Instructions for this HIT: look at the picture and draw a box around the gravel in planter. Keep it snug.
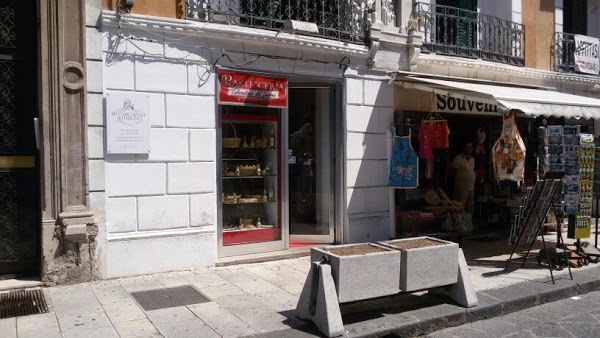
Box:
[326,243,388,256]
[385,237,446,250]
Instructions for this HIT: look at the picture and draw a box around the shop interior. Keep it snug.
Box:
[394,110,594,242]
[218,84,336,257]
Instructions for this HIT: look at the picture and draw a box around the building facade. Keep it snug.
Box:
[2,0,600,283]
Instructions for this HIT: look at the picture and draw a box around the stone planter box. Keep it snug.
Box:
[379,237,459,292]
[311,243,401,303]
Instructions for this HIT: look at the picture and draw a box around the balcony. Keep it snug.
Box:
[414,2,525,67]
[555,32,600,75]
[185,0,370,44]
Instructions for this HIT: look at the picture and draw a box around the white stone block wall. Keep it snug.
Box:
[85,0,107,269]
[99,25,218,278]
[555,0,563,34]
[95,10,373,276]
[344,75,394,243]
[511,0,522,24]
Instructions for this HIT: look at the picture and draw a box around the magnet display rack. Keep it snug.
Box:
[595,136,600,248]
[567,133,594,240]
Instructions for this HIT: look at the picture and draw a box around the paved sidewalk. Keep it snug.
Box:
[1,234,600,337]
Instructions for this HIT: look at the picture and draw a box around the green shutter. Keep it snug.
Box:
[437,0,477,48]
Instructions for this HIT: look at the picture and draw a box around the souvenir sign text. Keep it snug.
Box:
[218,70,287,108]
[106,94,150,154]
[434,94,498,113]
[574,35,600,75]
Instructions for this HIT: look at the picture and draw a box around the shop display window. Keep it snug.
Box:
[220,105,281,246]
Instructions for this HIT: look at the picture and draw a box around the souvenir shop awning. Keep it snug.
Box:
[394,76,600,120]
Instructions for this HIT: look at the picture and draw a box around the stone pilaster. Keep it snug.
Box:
[39,0,97,284]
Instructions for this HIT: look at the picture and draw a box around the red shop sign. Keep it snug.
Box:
[218,70,287,108]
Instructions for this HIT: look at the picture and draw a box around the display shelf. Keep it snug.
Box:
[223,225,277,232]
[223,156,275,161]
[223,175,275,179]
[223,227,281,246]
[222,201,276,205]
[222,147,277,152]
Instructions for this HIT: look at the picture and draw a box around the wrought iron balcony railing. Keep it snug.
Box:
[415,2,525,66]
[555,32,600,75]
[186,0,370,44]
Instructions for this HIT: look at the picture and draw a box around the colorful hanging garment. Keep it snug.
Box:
[418,123,434,159]
[389,136,419,189]
[492,113,526,184]
[432,120,450,149]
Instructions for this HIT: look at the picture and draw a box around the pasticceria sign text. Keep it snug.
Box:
[434,94,498,113]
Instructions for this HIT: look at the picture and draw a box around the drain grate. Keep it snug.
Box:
[0,289,48,319]
[131,285,211,311]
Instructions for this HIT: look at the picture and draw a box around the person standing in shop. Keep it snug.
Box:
[450,141,476,214]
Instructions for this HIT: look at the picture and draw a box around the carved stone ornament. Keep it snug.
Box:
[409,46,420,71]
[62,61,85,90]
[382,0,395,26]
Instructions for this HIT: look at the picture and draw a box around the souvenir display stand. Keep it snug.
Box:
[506,176,573,283]
[541,125,600,265]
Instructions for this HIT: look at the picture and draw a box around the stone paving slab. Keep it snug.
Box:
[61,325,119,338]
[112,318,161,337]
[152,318,219,338]
[0,318,16,338]
[188,301,257,337]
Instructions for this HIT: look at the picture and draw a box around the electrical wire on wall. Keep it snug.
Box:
[107,11,357,92]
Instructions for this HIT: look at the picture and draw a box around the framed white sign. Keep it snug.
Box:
[106,94,150,154]
[574,35,600,75]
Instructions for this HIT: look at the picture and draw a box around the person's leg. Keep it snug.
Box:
[454,189,469,207]
[464,190,475,215]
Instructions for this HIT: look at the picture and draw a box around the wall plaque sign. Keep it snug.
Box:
[106,94,150,154]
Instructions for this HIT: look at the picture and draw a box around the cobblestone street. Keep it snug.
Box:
[428,290,600,338]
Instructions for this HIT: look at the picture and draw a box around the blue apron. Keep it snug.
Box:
[389,136,419,189]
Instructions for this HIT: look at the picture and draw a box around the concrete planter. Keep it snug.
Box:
[311,243,401,303]
[379,237,459,292]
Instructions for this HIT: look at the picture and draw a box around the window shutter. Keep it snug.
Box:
[564,0,587,35]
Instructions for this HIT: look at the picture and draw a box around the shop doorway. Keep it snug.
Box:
[288,87,335,244]
[0,0,41,278]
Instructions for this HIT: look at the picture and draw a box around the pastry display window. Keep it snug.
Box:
[220,105,282,246]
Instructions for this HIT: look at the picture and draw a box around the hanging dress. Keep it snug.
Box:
[492,113,526,184]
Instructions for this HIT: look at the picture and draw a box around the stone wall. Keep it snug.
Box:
[95,11,377,277]
[99,23,218,278]
[344,72,394,243]
[41,0,103,285]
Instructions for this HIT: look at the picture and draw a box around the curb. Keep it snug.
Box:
[250,266,600,338]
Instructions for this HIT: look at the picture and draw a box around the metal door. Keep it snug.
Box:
[0,0,40,278]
